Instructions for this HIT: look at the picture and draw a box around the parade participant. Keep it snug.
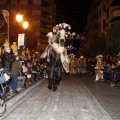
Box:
[69,55,75,74]
[40,23,71,91]
[95,55,104,82]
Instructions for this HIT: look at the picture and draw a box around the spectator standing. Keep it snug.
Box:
[2,47,15,71]
[10,55,22,93]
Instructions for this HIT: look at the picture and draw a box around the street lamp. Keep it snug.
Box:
[16,14,29,55]
[16,14,28,29]
[16,14,23,23]
[23,21,28,29]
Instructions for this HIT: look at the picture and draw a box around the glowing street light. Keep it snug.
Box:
[23,21,28,29]
[16,14,23,23]
[16,14,29,55]
[16,14,28,29]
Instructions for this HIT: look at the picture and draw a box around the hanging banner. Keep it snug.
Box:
[18,34,25,46]
[2,10,9,41]
[2,10,9,24]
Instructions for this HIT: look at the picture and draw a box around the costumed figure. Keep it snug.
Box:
[40,23,71,91]
[95,55,104,82]
[3,40,9,48]
[69,55,75,74]
[11,42,18,55]
[78,56,83,73]
[74,58,80,74]
[81,57,87,74]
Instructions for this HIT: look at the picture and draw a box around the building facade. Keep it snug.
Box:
[79,0,120,55]
[105,0,120,29]
[0,0,56,52]
[86,0,120,39]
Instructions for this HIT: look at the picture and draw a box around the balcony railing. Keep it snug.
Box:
[106,9,120,24]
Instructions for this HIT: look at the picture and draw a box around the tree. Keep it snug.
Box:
[86,33,107,57]
[106,20,120,55]
[0,33,7,46]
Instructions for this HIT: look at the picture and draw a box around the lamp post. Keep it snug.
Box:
[16,14,29,55]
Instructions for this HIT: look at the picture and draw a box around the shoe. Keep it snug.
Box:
[111,83,115,87]
[15,91,19,93]
[17,87,22,91]
[101,79,104,82]
[9,90,13,94]
[45,76,48,78]
[9,92,16,96]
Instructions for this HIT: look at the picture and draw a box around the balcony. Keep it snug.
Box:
[106,0,120,9]
[106,0,114,9]
[106,9,120,24]
[40,17,52,24]
[42,0,52,5]
[1,4,41,10]
[40,27,51,33]
[41,6,53,13]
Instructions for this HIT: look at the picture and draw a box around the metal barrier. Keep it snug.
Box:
[0,68,9,117]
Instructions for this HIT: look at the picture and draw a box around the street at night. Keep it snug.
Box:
[1,74,120,120]
[0,0,120,120]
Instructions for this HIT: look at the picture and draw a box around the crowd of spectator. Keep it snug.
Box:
[0,46,47,99]
[0,46,120,100]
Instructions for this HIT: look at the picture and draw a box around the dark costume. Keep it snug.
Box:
[40,23,71,91]
[2,51,15,72]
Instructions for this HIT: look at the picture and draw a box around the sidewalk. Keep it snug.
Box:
[0,78,45,119]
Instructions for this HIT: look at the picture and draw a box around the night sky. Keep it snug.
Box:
[55,0,92,34]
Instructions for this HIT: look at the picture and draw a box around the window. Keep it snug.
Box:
[28,0,33,4]
[32,10,41,15]
[106,0,109,3]
[17,0,20,3]
[103,5,106,11]
[106,10,109,18]
[103,20,105,29]
[7,0,11,4]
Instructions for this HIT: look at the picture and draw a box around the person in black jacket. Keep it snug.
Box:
[2,47,15,72]
[10,55,22,93]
